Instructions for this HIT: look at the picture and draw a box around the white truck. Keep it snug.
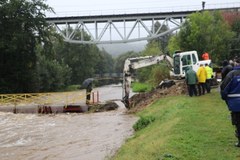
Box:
[122,50,211,108]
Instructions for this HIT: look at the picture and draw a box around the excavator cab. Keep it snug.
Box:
[172,52,191,78]
[172,50,208,78]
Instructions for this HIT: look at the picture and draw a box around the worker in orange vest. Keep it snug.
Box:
[202,52,209,60]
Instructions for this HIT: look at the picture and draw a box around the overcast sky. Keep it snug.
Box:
[46,0,240,17]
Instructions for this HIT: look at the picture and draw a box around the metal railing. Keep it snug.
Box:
[0,91,87,107]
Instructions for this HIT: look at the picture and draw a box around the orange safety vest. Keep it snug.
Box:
[202,52,209,60]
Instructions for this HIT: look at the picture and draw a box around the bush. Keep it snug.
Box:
[133,116,155,131]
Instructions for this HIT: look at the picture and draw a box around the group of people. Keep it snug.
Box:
[220,57,240,147]
[185,63,213,97]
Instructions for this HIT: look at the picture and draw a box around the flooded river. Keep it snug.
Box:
[0,85,138,160]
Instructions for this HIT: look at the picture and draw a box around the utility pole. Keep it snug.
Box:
[202,1,206,10]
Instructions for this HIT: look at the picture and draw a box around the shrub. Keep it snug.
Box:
[133,116,155,131]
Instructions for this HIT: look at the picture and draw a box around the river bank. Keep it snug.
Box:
[112,89,240,160]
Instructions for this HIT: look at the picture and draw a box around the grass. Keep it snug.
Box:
[112,89,240,160]
[132,82,153,92]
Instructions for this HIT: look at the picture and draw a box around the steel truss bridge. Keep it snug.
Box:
[46,7,240,44]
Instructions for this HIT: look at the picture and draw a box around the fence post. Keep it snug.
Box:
[13,95,17,113]
[92,92,94,104]
[97,91,99,103]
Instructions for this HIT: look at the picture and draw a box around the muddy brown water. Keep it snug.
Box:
[0,84,138,160]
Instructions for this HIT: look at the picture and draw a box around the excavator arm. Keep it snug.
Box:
[122,54,173,108]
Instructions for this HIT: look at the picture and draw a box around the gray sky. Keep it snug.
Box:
[46,0,240,17]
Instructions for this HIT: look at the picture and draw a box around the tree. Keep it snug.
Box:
[230,18,240,58]
[142,41,161,56]
[95,48,114,75]
[167,35,180,55]
[147,21,171,53]
[55,42,97,84]
[175,11,234,63]
[138,41,170,84]
[114,51,140,73]
[55,28,115,85]
[0,0,53,93]
[135,21,172,85]
[35,44,72,92]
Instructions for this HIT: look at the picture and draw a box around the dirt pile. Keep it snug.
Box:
[128,80,188,113]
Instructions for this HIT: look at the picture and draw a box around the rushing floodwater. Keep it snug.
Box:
[0,84,138,160]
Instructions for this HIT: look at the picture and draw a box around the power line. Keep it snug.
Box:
[49,1,240,9]
[46,2,240,17]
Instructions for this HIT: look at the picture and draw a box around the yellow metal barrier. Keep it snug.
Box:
[0,91,87,107]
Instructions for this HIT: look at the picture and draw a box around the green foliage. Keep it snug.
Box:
[170,11,235,64]
[137,41,170,86]
[95,48,114,74]
[147,21,172,53]
[149,65,170,86]
[0,0,115,93]
[167,36,180,55]
[0,0,54,93]
[142,41,161,56]
[55,42,95,84]
[36,52,72,92]
[137,65,170,86]
[133,116,155,131]
[54,29,114,85]
[140,25,171,87]
[131,82,153,92]
[138,41,159,84]
[114,51,140,73]
[230,18,240,58]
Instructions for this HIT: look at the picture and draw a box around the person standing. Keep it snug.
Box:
[185,66,198,97]
[86,82,92,105]
[197,64,207,96]
[205,63,213,93]
[221,60,233,80]
[220,59,240,147]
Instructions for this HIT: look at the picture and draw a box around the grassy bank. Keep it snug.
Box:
[112,89,240,160]
[132,82,153,92]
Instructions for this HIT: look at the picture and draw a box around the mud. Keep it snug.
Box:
[128,80,188,113]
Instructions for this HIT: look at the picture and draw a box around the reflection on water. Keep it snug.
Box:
[0,85,137,160]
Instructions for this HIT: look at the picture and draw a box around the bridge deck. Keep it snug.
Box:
[46,7,240,44]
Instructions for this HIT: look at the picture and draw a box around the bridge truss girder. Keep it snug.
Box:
[46,11,192,44]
